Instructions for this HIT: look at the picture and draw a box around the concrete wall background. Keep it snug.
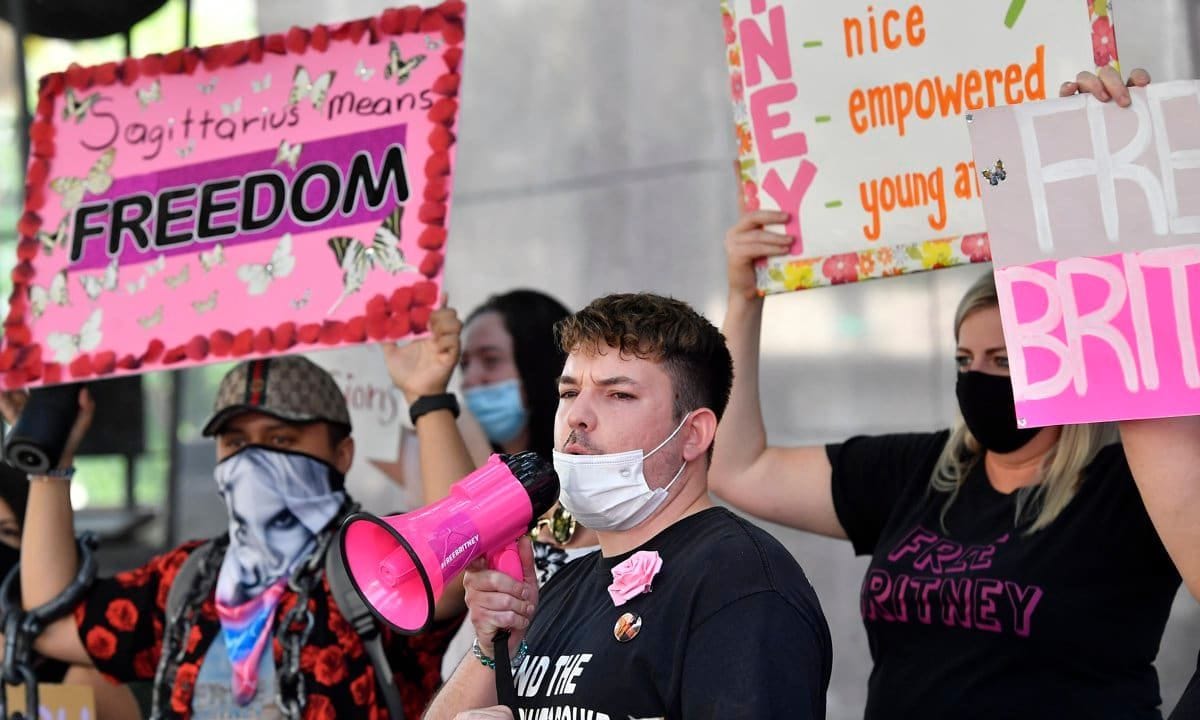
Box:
[245,1,1200,715]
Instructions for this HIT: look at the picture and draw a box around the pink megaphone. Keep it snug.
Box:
[338,452,559,634]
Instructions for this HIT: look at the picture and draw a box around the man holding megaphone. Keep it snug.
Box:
[426,293,833,720]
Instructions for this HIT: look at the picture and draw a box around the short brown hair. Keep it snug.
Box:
[555,293,734,423]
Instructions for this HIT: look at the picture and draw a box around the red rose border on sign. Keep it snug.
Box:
[3,1,465,388]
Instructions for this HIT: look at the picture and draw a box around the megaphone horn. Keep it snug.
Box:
[339,452,559,634]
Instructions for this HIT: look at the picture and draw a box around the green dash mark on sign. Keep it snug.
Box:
[825,201,843,209]
[1004,0,1026,28]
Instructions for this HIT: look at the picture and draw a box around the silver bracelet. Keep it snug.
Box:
[28,467,75,482]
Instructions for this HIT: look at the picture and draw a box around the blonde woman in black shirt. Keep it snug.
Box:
[711,67,1200,719]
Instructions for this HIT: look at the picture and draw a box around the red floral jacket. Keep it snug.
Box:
[75,540,461,719]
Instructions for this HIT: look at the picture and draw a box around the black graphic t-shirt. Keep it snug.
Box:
[829,431,1181,719]
[1171,657,1200,720]
[515,507,832,719]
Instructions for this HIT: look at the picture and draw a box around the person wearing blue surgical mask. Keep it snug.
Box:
[457,290,599,563]
[460,290,569,458]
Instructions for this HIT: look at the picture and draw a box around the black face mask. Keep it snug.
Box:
[955,371,1041,453]
[0,542,19,583]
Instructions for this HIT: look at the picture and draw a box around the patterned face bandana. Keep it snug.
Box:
[212,446,346,705]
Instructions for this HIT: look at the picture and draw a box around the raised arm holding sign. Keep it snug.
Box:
[711,59,1196,718]
[970,64,1200,600]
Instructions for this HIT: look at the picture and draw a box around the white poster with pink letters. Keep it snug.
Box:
[968,81,1200,426]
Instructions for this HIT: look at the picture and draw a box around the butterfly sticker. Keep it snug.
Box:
[198,78,219,94]
[237,234,296,295]
[147,256,167,275]
[30,271,70,319]
[36,218,69,256]
[138,305,164,329]
[192,291,219,315]
[326,207,417,313]
[136,79,162,109]
[79,258,118,301]
[199,244,225,272]
[982,160,1007,187]
[355,60,375,83]
[291,289,312,310]
[176,139,196,159]
[221,97,242,117]
[125,255,166,295]
[384,41,425,84]
[164,264,190,289]
[251,73,272,94]
[274,140,302,170]
[47,308,103,364]
[289,66,335,110]
[61,89,99,124]
[50,148,115,211]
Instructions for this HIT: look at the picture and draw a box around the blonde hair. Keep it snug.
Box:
[929,273,1116,533]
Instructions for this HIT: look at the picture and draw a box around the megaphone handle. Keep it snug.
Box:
[486,542,524,710]
[486,542,523,581]
[492,629,518,712]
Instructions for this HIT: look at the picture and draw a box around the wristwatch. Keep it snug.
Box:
[409,393,460,425]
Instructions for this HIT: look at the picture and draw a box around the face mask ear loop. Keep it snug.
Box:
[660,458,688,495]
[644,411,692,460]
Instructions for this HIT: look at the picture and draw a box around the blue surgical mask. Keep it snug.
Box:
[464,379,528,444]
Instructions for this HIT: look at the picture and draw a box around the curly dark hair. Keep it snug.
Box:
[555,293,734,425]
[467,289,571,462]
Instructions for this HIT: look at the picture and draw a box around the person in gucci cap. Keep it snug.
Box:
[17,354,468,719]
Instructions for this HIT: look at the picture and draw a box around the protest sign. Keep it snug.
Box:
[967,81,1200,426]
[5,683,95,719]
[3,3,465,389]
[722,0,1115,294]
[307,344,493,513]
[308,345,415,511]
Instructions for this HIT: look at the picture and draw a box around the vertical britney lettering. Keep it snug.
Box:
[738,0,818,254]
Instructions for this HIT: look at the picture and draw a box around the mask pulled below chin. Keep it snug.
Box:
[552,413,691,532]
[955,371,1041,454]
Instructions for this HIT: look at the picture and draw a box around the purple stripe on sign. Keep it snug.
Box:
[71,123,408,270]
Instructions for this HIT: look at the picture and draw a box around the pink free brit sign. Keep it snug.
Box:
[3,3,465,388]
[968,81,1200,426]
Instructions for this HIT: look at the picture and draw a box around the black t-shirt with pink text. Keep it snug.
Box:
[514,507,831,719]
[829,431,1180,719]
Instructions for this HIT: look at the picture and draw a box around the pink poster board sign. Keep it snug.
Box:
[2,3,465,388]
[967,81,1200,426]
[721,0,1117,295]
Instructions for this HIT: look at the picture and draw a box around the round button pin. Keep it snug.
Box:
[614,612,642,642]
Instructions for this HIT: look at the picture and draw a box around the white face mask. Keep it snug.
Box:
[552,413,690,532]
